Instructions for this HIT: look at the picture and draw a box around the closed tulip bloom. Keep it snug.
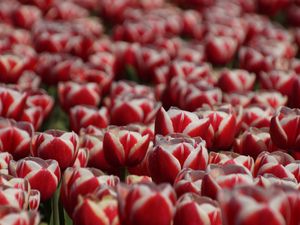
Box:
[103,126,151,168]
[73,195,120,225]
[9,157,61,201]
[270,107,300,151]
[218,69,256,93]
[117,183,176,225]
[0,118,34,159]
[31,130,79,170]
[70,105,109,133]
[60,167,119,216]
[0,206,40,225]
[201,164,253,200]
[149,134,208,183]
[174,194,222,225]
[58,82,101,112]
[218,185,290,225]
[155,107,210,138]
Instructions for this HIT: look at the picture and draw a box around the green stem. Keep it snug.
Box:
[120,167,128,182]
[51,188,60,225]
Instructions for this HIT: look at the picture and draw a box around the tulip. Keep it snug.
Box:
[234,127,278,159]
[155,107,210,138]
[149,134,208,183]
[174,194,222,225]
[218,185,291,225]
[61,167,119,215]
[0,86,27,120]
[58,82,101,112]
[0,206,40,225]
[9,157,61,201]
[0,118,34,159]
[117,183,176,225]
[70,105,109,133]
[103,126,151,168]
[73,194,120,225]
[218,69,256,93]
[31,130,79,170]
[201,164,253,200]
[174,168,205,197]
[270,107,300,151]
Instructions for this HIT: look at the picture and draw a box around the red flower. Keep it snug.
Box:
[219,185,291,225]
[58,82,101,112]
[73,194,120,225]
[117,183,176,225]
[155,106,210,139]
[0,118,33,159]
[174,169,205,197]
[205,35,238,65]
[174,194,222,225]
[270,107,300,151]
[0,206,40,225]
[234,127,279,159]
[196,104,237,150]
[9,157,61,201]
[149,134,208,183]
[70,105,109,133]
[217,69,256,93]
[61,167,119,216]
[103,126,151,168]
[31,130,79,170]
[201,164,253,200]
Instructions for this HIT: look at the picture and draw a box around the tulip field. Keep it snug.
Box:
[1,0,300,225]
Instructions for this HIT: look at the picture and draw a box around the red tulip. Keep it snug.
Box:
[80,131,114,172]
[0,118,33,159]
[234,127,278,159]
[259,70,297,97]
[73,194,120,225]
[174,168,205,197]
[201,164,253,200]
[219,185,291,225]
[0,54,27,84]
[13,5,41,29]
[174,194,222,225]
[179,80,222,111]
[45,2,88,20]
[252,91,287,109]
[149,134,208,183]
[209,151,254,173]
[241,105,274,130]
[61,167,119,216]
[70,105,109,133]
[155,107,210,138]
[223,92,253,107]
[205,35,238,65]
[117,183,176,225]
[270,107,300,151]
[254,151,295,177]
[217,69,256,93]
[0,86,27,120]
[31,130,79,170]
[9,157,61,201]
[103,126,151,168]
[196,104,237,150]
[73,148,89,168]
[0,206,40,225]
[58,82,101,112]
[110,95,160,126]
